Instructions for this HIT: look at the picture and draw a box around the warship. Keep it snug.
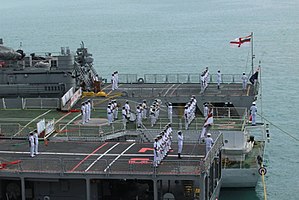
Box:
[0,39,267,200]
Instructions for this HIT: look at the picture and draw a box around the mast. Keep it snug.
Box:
[251,32,254,74]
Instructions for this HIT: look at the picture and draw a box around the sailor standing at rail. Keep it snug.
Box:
[111,73,116,90]
[136,106,142,128]
[153,138,158,167]
[81,102,86,124]
[114,71,119,89]
[87,99,91,121]
[124,100,130,118]
[250,102,257,126]
[84,101,89,123]
[203,103,209,119]
[217,70,221,89]
[167,102,173,124]
[150,107,155,127]
[241,72,248,91]
[113,100,118,120]
[184,105,188,130]
[33,131,39,155]
[122,106,127,129]
[107,104,113,125]
[142,100,148,119]
[205,133,214,154]
[29,132,35,157]
[177,131,183,159]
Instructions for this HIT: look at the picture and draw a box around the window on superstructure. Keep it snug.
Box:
[51,60,58,68]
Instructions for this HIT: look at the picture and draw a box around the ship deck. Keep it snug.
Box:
[0,139,208,179]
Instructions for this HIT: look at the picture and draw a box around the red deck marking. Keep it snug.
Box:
[138,148,154,153]
[128,158,151,164]
[69,142,108,172]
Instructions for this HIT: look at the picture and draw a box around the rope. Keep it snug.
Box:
[261,162,268,200]
[258,113,299,142]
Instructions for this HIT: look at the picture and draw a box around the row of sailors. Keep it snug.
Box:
[120,100,148,129]
[153,124,173,167]
[150,99,161,127]
[81,100,92,124]
[184,96,197,130]
[107,100,119,125]
[111,71,119,91]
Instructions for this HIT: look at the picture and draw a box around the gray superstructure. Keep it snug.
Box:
[0,39,98,99]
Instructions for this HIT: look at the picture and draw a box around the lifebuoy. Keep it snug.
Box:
[137,78,144,84]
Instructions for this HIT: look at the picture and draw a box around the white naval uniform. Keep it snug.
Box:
[142,102,147,119]
[122,109,127,129]
[168,105,173,123]
[242,74,248,90]
[203,105,209,119]
[178,134,183,154]
[205,137,214,154]
[107,107,113,125]
[250,105,257,125]
[111,75,116,90]
[84,103,89,123]
[113,102,118,120]
[81,104,86,124]
[87,101,91,121]
[217,72,221,88]
[33,132,39,155]
[29,134,35,157]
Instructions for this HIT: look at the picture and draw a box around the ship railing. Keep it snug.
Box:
[3,157,207,177]
[119,73,248,84]
[202,133,223,171]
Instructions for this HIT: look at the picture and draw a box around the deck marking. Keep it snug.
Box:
[13,109,52,137]
[53,113,81,137]
[85,143,120,172]
[69,142,108,172]
[163,84,176,96]
[170,83,182,96]
[103,143,136,172]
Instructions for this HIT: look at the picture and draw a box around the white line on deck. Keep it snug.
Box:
[103,143,136,172]
[85,143,120,172]
[170,83,182,96]
[14,109,52,137]
[53,113,81,137]
[163,84,176,96]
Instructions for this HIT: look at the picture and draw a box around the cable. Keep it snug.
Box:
[258,113,299,142]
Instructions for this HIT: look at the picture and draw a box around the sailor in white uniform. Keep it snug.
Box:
[87,99,91,121]
[113,100,118,120]
[136,106,142,128]
[81,102,86,124]
[84,101,89,123]
[168,102,173,124]
[203,103,209,119]
[122,106,127,129]
[107,105,113,125]
[142,100,148,119]
[33,131,39,155]
[29,132,35,157]
[124,100,130,118]
[114,71,119,89]
[250,102,257,126]
[217,70,221,89]
[177,131,183,159]
[111,73,116,90]
[153,138,158,167]
[241,72,248,91]
[205,133,214,154]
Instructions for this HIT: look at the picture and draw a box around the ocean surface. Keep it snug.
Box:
[1,0,299,199]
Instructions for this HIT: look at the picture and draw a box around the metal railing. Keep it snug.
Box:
[118,73,246,84]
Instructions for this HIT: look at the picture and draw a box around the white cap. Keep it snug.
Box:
[252,102,256,105]
[207,133,211,136]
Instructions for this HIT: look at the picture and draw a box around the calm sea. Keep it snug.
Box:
[1,0,299,199]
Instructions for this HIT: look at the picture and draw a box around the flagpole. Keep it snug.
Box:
[251,32,254,74]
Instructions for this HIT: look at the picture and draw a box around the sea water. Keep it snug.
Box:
[1,0,299,199]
